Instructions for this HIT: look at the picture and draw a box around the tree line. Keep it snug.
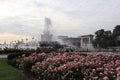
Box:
[93,25,120,48]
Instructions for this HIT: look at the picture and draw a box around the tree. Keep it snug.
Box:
[113,25,120,46]
[93,25,120,48]
[93,29,114,48]
[104,30,115,47]
[93,29,105,48]
[113,25,120,36]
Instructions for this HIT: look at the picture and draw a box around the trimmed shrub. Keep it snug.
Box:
[7,52,33,67]
[36,47,57,53]
[17,52,120,80]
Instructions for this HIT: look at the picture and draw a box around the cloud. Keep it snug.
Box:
[0,33,31,43]
[0,0,120,42]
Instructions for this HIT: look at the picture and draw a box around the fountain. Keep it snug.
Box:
[38,17,64,53]
[41,17,53,42]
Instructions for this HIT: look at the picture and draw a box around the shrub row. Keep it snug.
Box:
[16,52,120,80]
[7,51,35,67]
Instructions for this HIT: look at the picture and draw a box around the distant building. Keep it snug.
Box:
[58,36,69,40]
[58,34,94,50]
[17,41,39,50]
[63,37,80,48]
[79,34,94,50]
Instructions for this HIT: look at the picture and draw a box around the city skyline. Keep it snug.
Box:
[0,0,120,43]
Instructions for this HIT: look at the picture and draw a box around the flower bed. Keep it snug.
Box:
[17,52,120,80]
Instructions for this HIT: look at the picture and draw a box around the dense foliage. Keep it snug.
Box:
[93,25,120,48]
[16,52,120,80]
[39,41,64,49]
[7,51,34,67]
[0,48,35,54]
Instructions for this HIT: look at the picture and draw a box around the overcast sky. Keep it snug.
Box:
[0,0,120,43]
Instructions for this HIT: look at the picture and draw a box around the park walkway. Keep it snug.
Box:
[0,54,8,58]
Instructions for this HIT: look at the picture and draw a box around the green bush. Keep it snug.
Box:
[36,47,57,53]
[7,52,33,67]
[1,48,35,54]
[22,60,34,72]
[7,52,31,60]
[8,58,17,67]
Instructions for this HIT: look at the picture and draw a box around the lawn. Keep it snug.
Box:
[0,58,27,80]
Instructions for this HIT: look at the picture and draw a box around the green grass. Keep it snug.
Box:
[0,58,27,80]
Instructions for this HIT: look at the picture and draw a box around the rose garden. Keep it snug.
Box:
[5,51,119,80]
[0,25,120,80]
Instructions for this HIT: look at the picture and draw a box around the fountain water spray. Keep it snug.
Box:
[41,17,53,42]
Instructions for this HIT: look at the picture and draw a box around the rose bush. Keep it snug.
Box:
[17,52,120,80]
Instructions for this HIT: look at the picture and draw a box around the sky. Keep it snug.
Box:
[0,0,120,43]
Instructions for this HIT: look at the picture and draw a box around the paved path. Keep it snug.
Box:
[0,54,8,58]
